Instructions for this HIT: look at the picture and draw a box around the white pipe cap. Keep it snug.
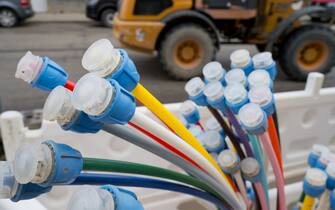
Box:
[239,103,265,128]
[252,52,274,69]
[15,51,43,83]
[185,77,205,97]
[202,131,222,150]
[180,100,197,116]
[72,73,113,116]
[82,39,121,77]
[240,158,260,178]
[202,62,225,82]
[305,168,327,186]
[43,86,76,125]
[248,70,272,88]
[326,162,335,178]
[224,84,247,105]
[248,86,273,107]
[205,117,221,132]
[319,151,335,165]
[13,144,52,184]
[203,81,225,102]
[189,125,204,138]
[67,186,115,210]
[311,144,329,156]
[218,150,238,170]
[0,161,16,199]
[225,69,247,86]
[230,49,250,67]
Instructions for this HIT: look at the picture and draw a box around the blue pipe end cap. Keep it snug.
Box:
[11,183,52,202]
[303,179,326,197]
[330,190,335,210]
[90,79,136,125]
[315,160,327,171]
[189,93,208,107]
[40,140,83,187]
[183,110,200,125]
[265,62,277,81]
[109,49,140,92]
[31,57,68,92]
[261,99,275,116]
[231,60,254,76]
[62,111,103,133]
[307,153,319,168]
[225,97,249,115]
[240,107,268,135]
[327,176,335,190]
[207,96,226,113]
[102,185,144,210]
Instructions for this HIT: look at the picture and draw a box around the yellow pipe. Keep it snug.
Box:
[132,84,233,189]
[301,195,315,210]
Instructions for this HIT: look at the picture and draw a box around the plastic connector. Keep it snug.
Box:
[230,49,254,75]
[239,103,268,135]
[0,161,16,199]
[179,116,189,129]
[82,39,140,91]
[252,52,276,80]
[246,181,256,202]
[307,144,329,167]
[203,81,225,112]
[16,51,68,91]
[331,189,335,210]
[185,77,208,106]
[202,62,226,85]
[72,73,136,125]
[224,84,249,114]
[43,86,102,133]
[67,185,144,210]
[188,125,204,139]
[240,158,262,183]
[303,168,327,197]
[13,141,83,186]
[225,69,247,87]
[326,163,335,190]
[44,86,76,125]
[248,86,274,116]
[201,131,225,153]
[217,150,239,174]
[180,100,200,125]
[205,117,224,136]
[0,161,52,202]
[247,70,273,90]
[315,151,335,170]
[11,183,52,202]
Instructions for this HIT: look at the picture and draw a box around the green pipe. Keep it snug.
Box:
[83,157,222,199]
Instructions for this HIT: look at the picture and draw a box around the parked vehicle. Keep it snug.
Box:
[0,0,34,27]
[86,0,118,27]
[114,0,335,80]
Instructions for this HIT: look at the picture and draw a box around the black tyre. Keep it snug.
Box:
[0,8,18,28]
[279,25,335,80]
[101,9,115,27]
[158,24,216,80]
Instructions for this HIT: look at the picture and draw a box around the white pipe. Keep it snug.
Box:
[130,111,242,207]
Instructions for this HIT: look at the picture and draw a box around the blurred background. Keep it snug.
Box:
[0,0,334,159]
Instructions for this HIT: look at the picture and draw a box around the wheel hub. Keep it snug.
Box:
[297,41,329,72]
[174,40,204,69]
[0,10,15,27]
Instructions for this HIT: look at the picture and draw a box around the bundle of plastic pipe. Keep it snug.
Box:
[4,39,298,210]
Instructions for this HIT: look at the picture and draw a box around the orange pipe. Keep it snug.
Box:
[268,116,283,173]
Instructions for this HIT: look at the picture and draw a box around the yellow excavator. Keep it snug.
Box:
[114,0,335,80]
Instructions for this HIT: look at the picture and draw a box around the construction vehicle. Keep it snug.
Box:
[113,0,335,80]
